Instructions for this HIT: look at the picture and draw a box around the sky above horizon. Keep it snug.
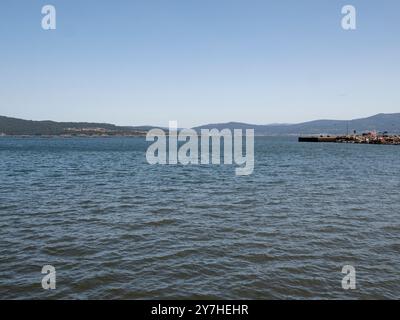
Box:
[0,0,399,127]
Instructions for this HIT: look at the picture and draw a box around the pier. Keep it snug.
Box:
[299,132,400,145]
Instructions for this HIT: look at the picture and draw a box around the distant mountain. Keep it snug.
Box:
[0,115,152,136]
[1,113,400,136]
[194,113,400,135]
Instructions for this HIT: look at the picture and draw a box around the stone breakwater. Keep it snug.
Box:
[299,133,400,145]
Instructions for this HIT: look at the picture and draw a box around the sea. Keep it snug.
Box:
[0,136,399,299]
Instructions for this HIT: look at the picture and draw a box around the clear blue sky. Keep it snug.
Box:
[0,0,399,127]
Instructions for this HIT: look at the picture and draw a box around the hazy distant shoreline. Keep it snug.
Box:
[1,113,400,136]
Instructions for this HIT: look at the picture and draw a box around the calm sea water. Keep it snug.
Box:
[0,136,399,299]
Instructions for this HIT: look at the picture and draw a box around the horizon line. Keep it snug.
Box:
[0,112,398,129]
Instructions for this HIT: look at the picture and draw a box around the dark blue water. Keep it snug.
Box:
[1,137,399,299]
